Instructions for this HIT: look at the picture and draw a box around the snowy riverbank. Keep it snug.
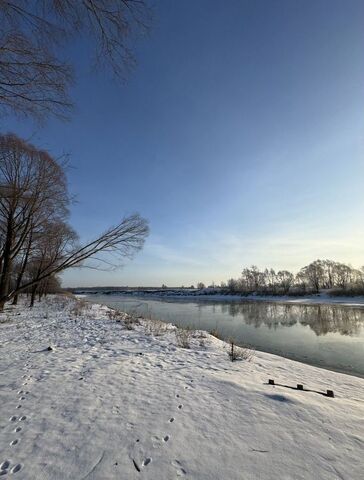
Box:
[0,295,363,479]
[78,290,364,307]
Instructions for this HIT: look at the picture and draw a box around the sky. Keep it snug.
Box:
[2,0,364,287]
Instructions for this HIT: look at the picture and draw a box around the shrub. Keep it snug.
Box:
[145,319,167,336]
[123,315,140,330]
[175,327,194,348]
[107,308,125,321]
[328,286,364,297]
[227,340,254,362]
[70,299,91,316]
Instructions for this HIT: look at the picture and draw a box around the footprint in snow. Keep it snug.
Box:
[10,464,22,473]
[0,461,10,471]
[172,460,186,476]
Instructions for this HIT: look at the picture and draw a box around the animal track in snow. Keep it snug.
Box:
[14,427,21,433]
[178,404,183,409]
[19,415,26,421]
[9,416,17,422]
[142,458,152,467]
[10,439,19,446]
[163,435,170,442]
[16,404,22,409]
[169,418,175,423]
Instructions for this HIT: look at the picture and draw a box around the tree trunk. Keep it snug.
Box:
[0,218,14,311]
[30,285,37,307]
[12,235,33,306]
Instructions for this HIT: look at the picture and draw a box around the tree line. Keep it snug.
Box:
[219,260,364,296]
[0,134,149,310]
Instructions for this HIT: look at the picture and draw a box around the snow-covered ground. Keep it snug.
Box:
[0,295,363,479]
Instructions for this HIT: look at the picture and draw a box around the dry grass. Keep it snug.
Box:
[70,298,91,316]
[227,340,254,362]
[145,318,168,336]
[106,308,125,321]
[175,327,195,348]
[209,328,224,340]
[123,315,140,330]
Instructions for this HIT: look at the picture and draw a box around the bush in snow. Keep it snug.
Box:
[228,340,254,362]
[175,327,194,348]
[123,316,140,330]
[71,299,91,317]
[145,319,167,336]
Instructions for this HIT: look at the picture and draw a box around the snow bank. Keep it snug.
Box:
[0,295,363,479]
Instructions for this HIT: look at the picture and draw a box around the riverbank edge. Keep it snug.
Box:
[79,291,364,307]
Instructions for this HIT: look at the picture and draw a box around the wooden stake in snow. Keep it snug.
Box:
[267,380,335,399]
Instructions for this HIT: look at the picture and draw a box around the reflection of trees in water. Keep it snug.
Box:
[218,302,363,336]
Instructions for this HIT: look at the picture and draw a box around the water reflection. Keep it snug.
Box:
[211,302,363,336]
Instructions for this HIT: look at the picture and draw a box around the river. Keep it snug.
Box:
[84,294,364,378]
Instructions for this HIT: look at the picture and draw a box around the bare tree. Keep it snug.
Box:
[0,133,149,309]
[2,213,148,308]
[0,32,73,121]
[0,133,70,307]
[0,0,152,121]
[298,260,325,294]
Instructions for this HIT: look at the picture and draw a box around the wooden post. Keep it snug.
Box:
[268,379,275,385]
[326,390,334,398]
[297,384,303,390]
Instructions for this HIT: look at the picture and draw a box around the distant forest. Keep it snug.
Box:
[213,259,364,297]
[73,259,364,298]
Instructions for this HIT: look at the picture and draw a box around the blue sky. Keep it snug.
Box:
[3,0,364,287]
